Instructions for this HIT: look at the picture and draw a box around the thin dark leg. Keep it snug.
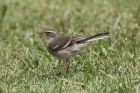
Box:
[65,59,70,74]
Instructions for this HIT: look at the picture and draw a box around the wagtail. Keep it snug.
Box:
[38,28,110,74]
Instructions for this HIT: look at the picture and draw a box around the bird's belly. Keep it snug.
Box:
[57,49,79,59]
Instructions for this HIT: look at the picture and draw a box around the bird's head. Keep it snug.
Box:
[38,28,58,38]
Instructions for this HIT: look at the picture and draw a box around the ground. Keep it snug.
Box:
[0,0,140,93]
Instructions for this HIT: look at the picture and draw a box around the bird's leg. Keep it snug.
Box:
[64,59,70,74]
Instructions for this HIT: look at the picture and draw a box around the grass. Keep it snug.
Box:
[0,0,140,93]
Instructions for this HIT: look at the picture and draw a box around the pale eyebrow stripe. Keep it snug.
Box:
[47,31,56,33]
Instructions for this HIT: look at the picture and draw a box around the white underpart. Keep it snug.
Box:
[73,43,80,51]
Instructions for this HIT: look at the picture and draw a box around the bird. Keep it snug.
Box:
[38,28,110,74]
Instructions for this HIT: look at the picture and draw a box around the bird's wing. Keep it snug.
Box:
[47,36,71,51]
[47,36,85,51]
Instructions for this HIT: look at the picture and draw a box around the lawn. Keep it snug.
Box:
[0,0,140,93]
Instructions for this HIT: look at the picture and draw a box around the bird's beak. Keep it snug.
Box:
[37,31,44,34]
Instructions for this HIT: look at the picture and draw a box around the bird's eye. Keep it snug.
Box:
[47,32,51,35]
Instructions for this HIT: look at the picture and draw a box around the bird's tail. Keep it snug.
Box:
[87,32,110,42]
[76,32,110,44]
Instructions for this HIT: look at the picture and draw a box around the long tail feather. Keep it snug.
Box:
[76,32,110,44]
[87,32,110,42]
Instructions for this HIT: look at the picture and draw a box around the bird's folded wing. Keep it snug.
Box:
[47,36,85,51]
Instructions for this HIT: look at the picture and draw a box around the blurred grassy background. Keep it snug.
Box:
[0,0,140,93]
